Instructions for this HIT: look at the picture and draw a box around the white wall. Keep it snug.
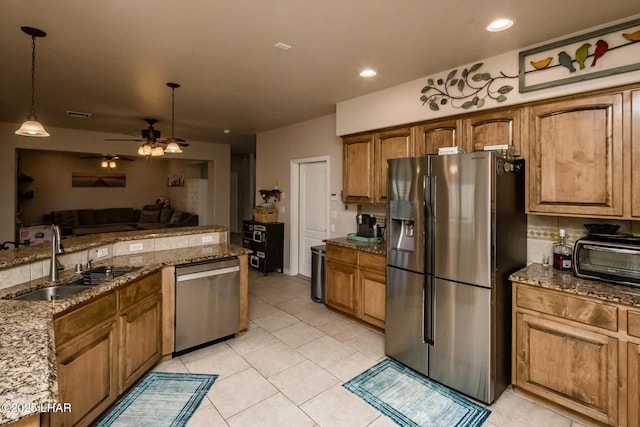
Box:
[256,114,358,273]
[337,15,640,136]
[0,122,230,243]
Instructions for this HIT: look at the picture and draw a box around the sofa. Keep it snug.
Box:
[43,205,198,236]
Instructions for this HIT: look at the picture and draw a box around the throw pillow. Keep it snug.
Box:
[159,206,174,224]
[142,203,162,211]
[169,211,183,224]
[140,210,160,223]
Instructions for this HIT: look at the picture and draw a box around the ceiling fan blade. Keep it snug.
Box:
[104,138,142,141]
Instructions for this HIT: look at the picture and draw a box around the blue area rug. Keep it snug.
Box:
[96,372,218,427]
[343,358,490,427]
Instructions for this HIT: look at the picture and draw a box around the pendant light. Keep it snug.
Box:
[15,26,50,137]
[163,82,183,154]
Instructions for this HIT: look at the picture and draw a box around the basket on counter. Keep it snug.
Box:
[253,208,278,223]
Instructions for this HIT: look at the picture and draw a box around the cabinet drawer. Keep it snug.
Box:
[119,273,160,310]
[516,285,618,331]
[326,245,357,264]
[358,251,386,272]
[55,292,117,346]
[629,310,640,338]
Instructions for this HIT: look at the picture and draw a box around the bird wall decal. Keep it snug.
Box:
[530,57,553,70]
[558,51,576,73]
[622,30,640,42]
[575,43,591,70]
[591,40,609,66]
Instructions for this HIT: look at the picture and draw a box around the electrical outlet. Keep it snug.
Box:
[129,243,143,252]
[330,223,336,232]
[202,235,213,243]
[96,248,108,258]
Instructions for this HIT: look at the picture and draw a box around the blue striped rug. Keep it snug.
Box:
[343,359,490,427]
[96,372,218,427]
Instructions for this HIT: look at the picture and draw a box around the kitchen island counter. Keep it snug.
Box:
[509,263,640,308]
[0,227,249,425]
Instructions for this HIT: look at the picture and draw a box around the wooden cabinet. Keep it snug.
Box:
[413,119,461,156]
[628,309,640,427]
[325,244,386,328]
[51,272,162,427]
[374,127,413,203]
[631,90,640,218]
[526,92,623,217]
[513,282,628,426]
[118,273,162,392]
[462,108,523,156]
[52,293,118,427]
[343,134,375,203]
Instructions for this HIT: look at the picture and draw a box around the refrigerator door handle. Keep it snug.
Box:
[423,275,434,345]
[425,176,435,275]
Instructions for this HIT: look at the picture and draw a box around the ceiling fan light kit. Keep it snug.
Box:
[15,26,50,137]
[165,82,184,154]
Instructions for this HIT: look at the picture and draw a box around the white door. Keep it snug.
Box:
[299,161,327,277]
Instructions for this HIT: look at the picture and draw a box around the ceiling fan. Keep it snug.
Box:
[104,118,189,147]
[80,154,134,168]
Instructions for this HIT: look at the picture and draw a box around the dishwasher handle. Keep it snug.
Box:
[177,265,240,282]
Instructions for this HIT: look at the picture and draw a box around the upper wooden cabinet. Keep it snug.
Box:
[527,92,623,217]
[414,119,461,155]
[343,134,375,203]
[462,108,523,156]
[631,90,640,218]
[374,127,413,203]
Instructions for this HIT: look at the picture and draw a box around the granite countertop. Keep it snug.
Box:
[509,263,640,307]
[0,225,228,270]
[325,237,386,255]
[0,236,249,425]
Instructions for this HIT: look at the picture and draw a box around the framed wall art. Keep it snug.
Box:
[519,18,640,92]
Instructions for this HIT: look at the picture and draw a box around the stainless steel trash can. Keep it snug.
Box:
[311,245,326,302]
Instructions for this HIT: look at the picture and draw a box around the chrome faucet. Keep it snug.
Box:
[49,225,64,282]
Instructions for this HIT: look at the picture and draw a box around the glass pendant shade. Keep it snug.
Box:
[15,115,49,137]
[164,140,183,153]
[101,160,108,168]
[151,146,165,156]
[109,161,116,168]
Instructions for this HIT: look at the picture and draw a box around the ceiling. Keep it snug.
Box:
[2,1,639,154]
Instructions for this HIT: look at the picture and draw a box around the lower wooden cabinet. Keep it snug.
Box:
[51,272,161,427]
[325,244,386,328]
[513,281,640,427]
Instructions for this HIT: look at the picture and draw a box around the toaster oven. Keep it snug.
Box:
[573,236,640,287]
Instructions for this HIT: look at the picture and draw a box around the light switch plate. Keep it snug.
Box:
[129,243,143,252]
[202,235,213,243]
[96,248,109,258]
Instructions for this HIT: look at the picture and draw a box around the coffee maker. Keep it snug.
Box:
[356,214,377,238]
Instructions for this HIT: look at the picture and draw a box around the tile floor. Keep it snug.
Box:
[153,268,598,427]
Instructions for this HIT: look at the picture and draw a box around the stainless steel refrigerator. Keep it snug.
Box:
[386,151,526,404]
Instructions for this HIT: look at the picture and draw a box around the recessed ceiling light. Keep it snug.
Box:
[223,129,231,134]
[274,42,292,51]
[486,18,514,32]
[360,69,377,78]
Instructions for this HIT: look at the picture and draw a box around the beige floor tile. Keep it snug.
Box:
[225,326,280,356]
[317,317,370,342]
[276,296,319,315]
[243,341,306,377]
[268,359,340,405]
[298,335,355,368]
[187,400,228,427]
[487,389,574,427]
[301,384,381,427]
[252,310,299,332]
[271,322,325,348]
[227,393,315,427]
[208,368,278,419]
[325,351,378,382]
[344,330,385,359]
[295,306,344,327]
[179,340,230,364]
[248,296,280,319]
[151,357,189,373]
[368,413,401,427]
[182,344,251,378]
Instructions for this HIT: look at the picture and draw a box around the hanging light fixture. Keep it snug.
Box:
[164,82,183,153]
[15,26,50,137]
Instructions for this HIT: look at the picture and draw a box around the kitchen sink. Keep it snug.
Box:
[12,285,90,301]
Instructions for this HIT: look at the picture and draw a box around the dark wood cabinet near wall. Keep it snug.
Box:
[242,220,284,275]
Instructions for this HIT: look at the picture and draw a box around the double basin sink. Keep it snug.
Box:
[11,266,140,301]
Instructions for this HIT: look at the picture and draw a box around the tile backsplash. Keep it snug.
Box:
[526,215,638,265]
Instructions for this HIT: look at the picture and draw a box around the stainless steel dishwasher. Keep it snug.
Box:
[175,257,240,354]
